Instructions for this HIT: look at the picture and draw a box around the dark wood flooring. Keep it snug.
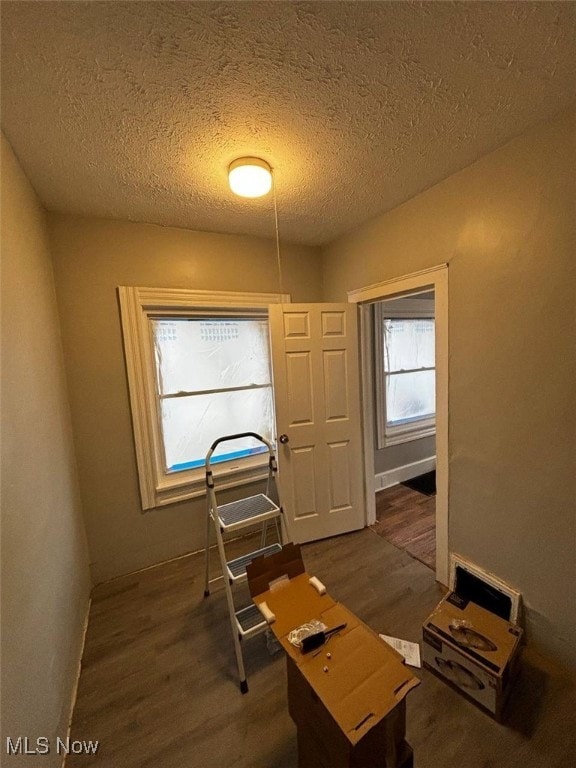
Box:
[66,529,576,768]
[373,483,436,570]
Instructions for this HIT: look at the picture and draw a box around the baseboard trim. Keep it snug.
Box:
[375,456,436,491]
[61,595,91,768]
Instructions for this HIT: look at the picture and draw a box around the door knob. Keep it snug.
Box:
[279,434,289,444]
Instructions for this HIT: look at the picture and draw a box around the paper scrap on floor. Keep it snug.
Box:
[379,634,421,668]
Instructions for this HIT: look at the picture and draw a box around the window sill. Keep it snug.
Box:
[382,424,436,448]
[152,457,270,508]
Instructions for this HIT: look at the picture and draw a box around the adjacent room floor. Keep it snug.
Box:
[372,482,436,570]
[67,528,576,767]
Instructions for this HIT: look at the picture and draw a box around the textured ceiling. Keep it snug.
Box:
[1,1,575,246]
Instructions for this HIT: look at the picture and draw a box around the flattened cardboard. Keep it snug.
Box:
[422,592,523,720]
[247,542,306,599]
[252,571,337,640]
[247,544,420,747]
[296,616,418,742]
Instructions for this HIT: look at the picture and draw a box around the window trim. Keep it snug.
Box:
[118,287,290,510]
[374,300,436,449]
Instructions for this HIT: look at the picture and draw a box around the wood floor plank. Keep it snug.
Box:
[373,484,436,569]
[66,529,576,768]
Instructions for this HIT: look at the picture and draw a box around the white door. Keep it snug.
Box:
[269,303,365,543]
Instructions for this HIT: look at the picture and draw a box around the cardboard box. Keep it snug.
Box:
[422,591,523,721]
[247,544,420,768]
[289,663,414,768]
[294,718,414,768]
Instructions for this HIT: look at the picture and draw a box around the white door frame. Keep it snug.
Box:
[348,265,449,586]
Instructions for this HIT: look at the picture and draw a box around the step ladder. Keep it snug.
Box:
[203,432,288,693]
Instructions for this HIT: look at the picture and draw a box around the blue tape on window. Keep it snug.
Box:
[169,445,267,473]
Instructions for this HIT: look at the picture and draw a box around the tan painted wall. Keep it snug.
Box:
[1,134,91,760]
[322,108,576,665]
[48,214,322,583]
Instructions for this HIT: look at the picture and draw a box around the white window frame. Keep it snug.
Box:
[118,287,290,510]
[374,298,436,448]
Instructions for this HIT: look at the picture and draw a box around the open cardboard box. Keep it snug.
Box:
[422,591,523,721]
[247,544,419,768]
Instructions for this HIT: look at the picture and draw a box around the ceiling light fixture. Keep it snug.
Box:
[228,157,272,198]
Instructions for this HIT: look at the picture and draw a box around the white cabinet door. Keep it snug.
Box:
[269,303,365,542]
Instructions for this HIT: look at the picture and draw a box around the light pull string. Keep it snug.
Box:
[272,171,284,300]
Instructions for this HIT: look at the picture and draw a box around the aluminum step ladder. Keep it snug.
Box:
[203,432,288,693]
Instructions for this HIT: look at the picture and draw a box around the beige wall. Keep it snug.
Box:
[1,134,91,761]
[322,108,576,666]
[48,214,322,583]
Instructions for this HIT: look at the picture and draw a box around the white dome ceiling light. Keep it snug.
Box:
[228,157,272,198]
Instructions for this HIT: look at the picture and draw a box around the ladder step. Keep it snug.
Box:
[227,543,282,582]
[235,603,267,639]
[216,493,280,532]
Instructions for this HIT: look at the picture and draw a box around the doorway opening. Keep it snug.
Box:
[348,265,449,585]
[371,289,437,569]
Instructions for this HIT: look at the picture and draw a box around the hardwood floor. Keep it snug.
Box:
[66,530,576,768]
[373,483,436,570]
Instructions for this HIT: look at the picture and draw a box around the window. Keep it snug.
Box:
[374,297,436,447]
[153,317,274,472]
[119,287,290,510]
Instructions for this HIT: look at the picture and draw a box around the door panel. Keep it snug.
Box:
[284,311,310,337]
[286,352,314,425]
[323,349,349,421]
[291,446,317,519]
[327,441,352,510]
[270,303,365,542]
